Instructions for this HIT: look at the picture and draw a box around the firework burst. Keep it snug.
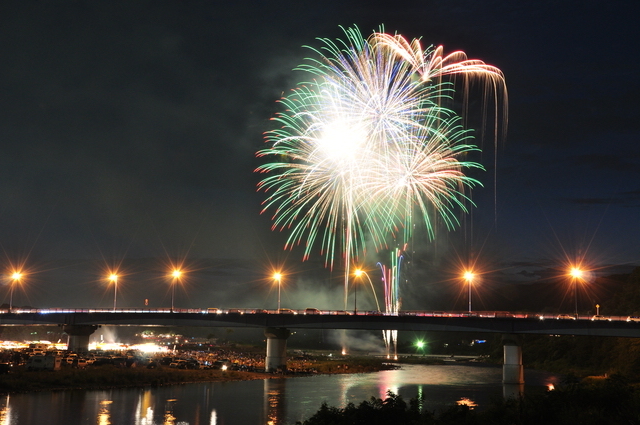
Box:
[256,26,506,307]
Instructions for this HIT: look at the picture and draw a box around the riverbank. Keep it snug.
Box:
[0,356,398,394]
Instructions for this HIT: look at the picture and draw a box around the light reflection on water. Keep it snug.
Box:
[163,399,177,425]
[98,400,112,425]
[0,395,12,425]
[264,379,286,425]
[135,390,155,425]
[456,397,478,409]
[0,364,560,425]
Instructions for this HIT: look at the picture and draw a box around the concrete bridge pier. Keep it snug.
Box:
[502,333,524,398]
[264,327,291,372]
[63,325,98,353]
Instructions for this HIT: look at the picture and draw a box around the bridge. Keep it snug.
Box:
[3,308,640,387]
[2,308,639,337]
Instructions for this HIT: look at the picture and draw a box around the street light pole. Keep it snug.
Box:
[354,269,364,314]
[171,270,182,313]
[110,274,118,311]
[354,277,357,314]
[468,280,471,312]
[570,267,583,317]
[464,271,474,313]
[354,269,381,312]
[9,272,22,313]
[574,280,578,317]
[273,273,282,312]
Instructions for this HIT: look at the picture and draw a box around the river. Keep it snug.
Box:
[0,363,560,424]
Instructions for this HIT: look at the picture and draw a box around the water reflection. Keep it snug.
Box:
[135,390,155,425]
[97,400,112,425]
[0,395,11,425]
[377,367,399,399]
[0,364,560,424]
[163,399,177,425]
[264,379,286,425]
[456,397,477,409]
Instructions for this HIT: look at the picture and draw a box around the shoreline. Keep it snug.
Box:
[2,358,599,396]
[0,357,404,395]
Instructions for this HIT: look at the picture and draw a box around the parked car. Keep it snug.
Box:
[278,308,295,314]
[63,354,78,365]
[169,360,187,368]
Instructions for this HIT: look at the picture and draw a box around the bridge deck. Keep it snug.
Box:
[2,309,640,338]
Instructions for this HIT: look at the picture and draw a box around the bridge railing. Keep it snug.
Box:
[0,308,637,323]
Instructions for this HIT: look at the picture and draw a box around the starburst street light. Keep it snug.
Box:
[9,272,22,313]
[273,273,282,312]
[570,267,584,317]
[464,271,475,313]
[109,274,118,311]
[352,268,381,312]
[170,269,182,312]
[353,269,364,314]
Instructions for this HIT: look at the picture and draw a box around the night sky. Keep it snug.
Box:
[0,0,638,311]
